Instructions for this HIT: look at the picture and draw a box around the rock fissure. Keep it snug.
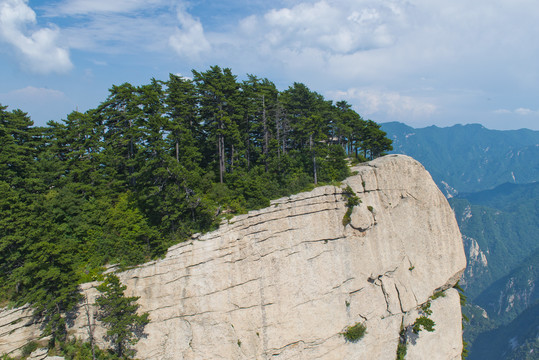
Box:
[395,284,405,314]
[307,250,333,262]
[349,287,364,295]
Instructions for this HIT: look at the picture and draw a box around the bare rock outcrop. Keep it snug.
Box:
[0,155,466,359]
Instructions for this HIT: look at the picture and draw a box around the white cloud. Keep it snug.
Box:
[330,88,437,119]
[50,0,166,15]
[62,13,174,53]
[41,1,208,58]
[7,85,66,100]
[515,108,535,116]
[0,0,72,73]
[494,108,539,116]
[169,6,210,58]
[250,0,408,55]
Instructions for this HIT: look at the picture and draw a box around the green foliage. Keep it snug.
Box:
[96,274,150,358]
[342,322,367,343]
[60,338,120,360]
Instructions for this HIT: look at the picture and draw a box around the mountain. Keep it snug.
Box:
[0,155,466,359]
[382,122,539,196]
[449,182,539,300]
[382,122,539,360]
[475,245,539,324]
[469,300,539,359]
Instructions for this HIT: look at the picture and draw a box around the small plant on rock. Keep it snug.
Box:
[342,322,367,343]
[412,302,435,334]
[412,316,435,334]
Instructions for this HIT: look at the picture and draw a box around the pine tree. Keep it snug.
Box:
[96,274,149,359]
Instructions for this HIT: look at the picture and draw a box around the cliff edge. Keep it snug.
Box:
[0,154,466,359]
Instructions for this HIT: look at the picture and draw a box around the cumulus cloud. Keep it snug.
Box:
[169,6,210,58]
[243,0,409,55]
[0,0,72,73]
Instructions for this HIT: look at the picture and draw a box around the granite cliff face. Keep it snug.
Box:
[0,155,466,359]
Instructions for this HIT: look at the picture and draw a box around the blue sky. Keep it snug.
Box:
[1,0,538,130]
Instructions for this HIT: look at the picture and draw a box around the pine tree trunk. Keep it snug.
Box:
[262,95,269,172]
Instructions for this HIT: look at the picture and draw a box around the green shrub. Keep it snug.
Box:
[396,342,407,360]
[412,316,435,334]
[342,322,367,342]
[430,291,445,300]
[342,185,361,226]
[396,324,407,360]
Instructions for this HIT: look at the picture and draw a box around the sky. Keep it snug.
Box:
[0,0,538,130]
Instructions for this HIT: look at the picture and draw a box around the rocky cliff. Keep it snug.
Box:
[0,155,466,359]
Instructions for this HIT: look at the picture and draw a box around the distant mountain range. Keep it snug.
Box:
[382,122,539,196]
[381,122,539,360]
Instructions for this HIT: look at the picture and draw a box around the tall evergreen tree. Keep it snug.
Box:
[193,66,243,183]
[96,274,149,359]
